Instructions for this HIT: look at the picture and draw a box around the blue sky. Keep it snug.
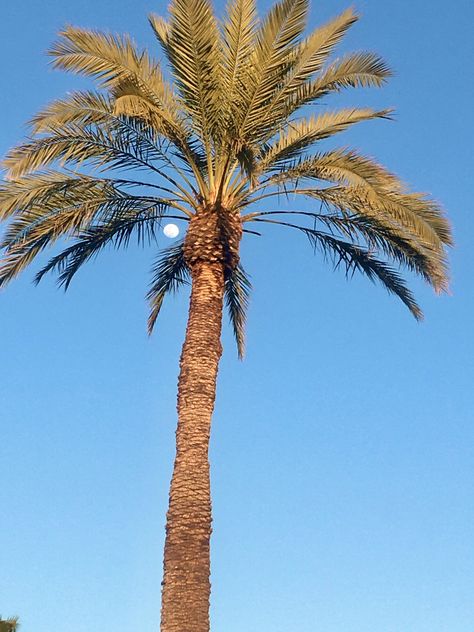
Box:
[1,1,473,631]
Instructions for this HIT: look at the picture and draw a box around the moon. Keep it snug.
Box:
[163,223,180,238]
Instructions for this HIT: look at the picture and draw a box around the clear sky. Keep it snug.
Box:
[1,1,473,631]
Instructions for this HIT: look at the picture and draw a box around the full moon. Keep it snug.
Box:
[163,223,180,238]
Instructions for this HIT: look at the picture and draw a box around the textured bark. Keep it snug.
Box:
[184,204,242,271]
[160,259,224,632]
[160,205,242,632]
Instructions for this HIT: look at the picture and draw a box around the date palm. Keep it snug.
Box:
[0,619,19,632]
[0,0,451,631]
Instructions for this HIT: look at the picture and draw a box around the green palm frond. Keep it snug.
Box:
[248,208,447,292]
[0,1,452,351]
[288,52,392,110]
[33,210,168,289]
[253,217,423,319]
[225,263,252,358]
[2,122,187,196]
[161,0,223,152]
[251,7,359,136]
[148,13,170,51]
[0,170,112,219]
[310,230,423,320]
[30,90,189,164]
[262,149,452,252]
[267,148,402,189]
[257,108,392,172]
[49,26,168,98]
[30,90,115,133]
[221,0,258,117]
[235,0,309,139]
[1,185,173,287]
[147,241,189,333]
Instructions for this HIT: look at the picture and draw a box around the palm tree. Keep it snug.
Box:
[0,618,19,632]
[0,0,451,630]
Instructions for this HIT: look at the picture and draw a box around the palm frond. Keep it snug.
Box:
[2,122,172,182]
[265,150,451,249]
[32,211,166,289]
[30,90,193,169]
[288,52,392,111]
[0,187,172,288]
[236,0,309,138]
[47,27,201,164]
[253,217,423,319]
[147,241,189,333]
[253,7,359,136]
[315,185,452,255]
[148,13,170,51]
[221,0,259,121]
[257,108,392,172]
[30,90,114,133]
[310,230,424,319]
[0,170,113,220]
[49,26,169,99]
[268,148,402,189]
[162,0,223,147]
[248,208,447,291]
[225,263,252,358]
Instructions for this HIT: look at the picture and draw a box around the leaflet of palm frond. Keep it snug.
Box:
[221,0,259,120]
[33,214,163,290]
[268,148,403,190]
[371,190,453,246]
[257,108,392,172]
[248,7,360,139]
[235,0,308,137]
[30,91,115,133]
[308,229,423,319]
[49,26,171,101]
[252,207,446,291]
[286,52,391,114]
[322,186,450,254]
[163,0,223,145]
[0,171,115,219]
[2,123,172,181]
[224,263,251,359]
[235,142,258,189]
[112,85,208,177]
[1,197,169,287]
[254,217,422,318]
[148,13,170,51]
[305,186,449,284]
[147,241,189,333]
[267,151,449,248]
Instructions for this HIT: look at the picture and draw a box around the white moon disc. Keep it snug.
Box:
[163,223,180,238]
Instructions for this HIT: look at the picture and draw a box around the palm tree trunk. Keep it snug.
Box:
[160,258,225,632]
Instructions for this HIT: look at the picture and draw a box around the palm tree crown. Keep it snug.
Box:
[0,0,451,357]
[0,618,19,632]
